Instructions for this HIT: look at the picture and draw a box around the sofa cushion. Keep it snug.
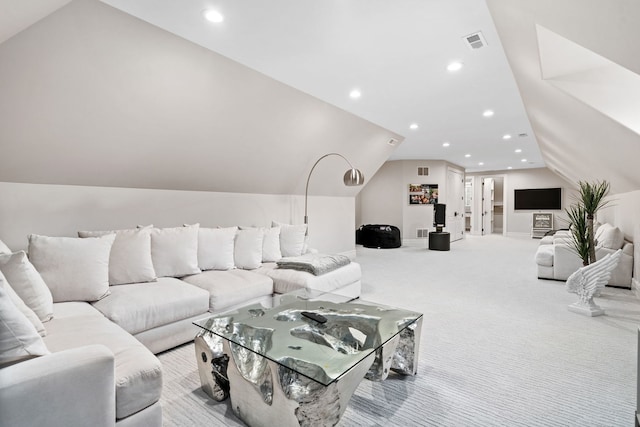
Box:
[150,225,201,278]
[78,227,157,285]
[240,226,282,263]
[596,225,625,250]
[0,282,49,368]
[28,234,115,303]
[0,238,11,255]
[258,261,362,295]
[182,269,273,312]
[197,226,237,271]
[2,271,46,336]
[535,245,554,267]
[91,277,209,335]
[272,221,307,257]
[0,251,54,322]
[42,312,163,420]
[234,228,264,270]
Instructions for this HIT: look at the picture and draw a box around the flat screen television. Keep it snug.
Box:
[514,188,562,210]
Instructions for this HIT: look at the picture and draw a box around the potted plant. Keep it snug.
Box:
[565,180,611,265]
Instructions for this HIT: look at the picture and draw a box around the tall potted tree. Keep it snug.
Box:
[566,180,611,265]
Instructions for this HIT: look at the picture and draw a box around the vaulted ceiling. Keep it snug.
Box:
[1,0,638,195]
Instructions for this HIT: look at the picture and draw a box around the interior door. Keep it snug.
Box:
[446,168,465,242]
[482,178,494,235]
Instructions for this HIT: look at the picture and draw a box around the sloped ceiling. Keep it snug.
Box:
[486,0,640,194]
[0,0,401,196]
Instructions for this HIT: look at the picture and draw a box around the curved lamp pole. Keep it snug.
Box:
[304,153,365,225]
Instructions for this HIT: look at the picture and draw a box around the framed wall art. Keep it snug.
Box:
[409,184,438,205]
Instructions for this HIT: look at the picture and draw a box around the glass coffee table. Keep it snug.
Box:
[193,290,423,427]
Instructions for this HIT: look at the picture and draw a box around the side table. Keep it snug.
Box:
[429,232,450,251]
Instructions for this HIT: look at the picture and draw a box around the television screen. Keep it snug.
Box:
[514,188,562,210]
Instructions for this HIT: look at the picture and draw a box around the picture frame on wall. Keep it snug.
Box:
[409,184,438,205]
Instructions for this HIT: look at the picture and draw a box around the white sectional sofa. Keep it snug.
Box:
[535,223,634,288]
[0,222,361,427]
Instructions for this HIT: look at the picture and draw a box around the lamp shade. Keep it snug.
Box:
[343,168,365,186]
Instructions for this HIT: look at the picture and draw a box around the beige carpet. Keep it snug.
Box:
[158,234,639,426]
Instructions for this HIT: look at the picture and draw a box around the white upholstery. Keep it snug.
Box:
[43,308,163,420]
[196,226,237,271]
[534,245,554,267]
[0,285,49,367]
[182,269,274,312]
[273,221,307,257]
[91,277,209,335]
[234,228,264,269]
[0,238,11,254]
[0,344,115,427]
[258,261,362,298]
[28,234,115,302]
[79,228,157,285]
[150,225,200,278]
[3,272,46,336]
[0,251,54,321]
[534,226,634,288]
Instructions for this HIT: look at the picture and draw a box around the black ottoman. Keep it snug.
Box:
[358,225,401,249]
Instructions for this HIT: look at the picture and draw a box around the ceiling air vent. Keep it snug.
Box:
[463,31,487,50]
[418,167,429,176]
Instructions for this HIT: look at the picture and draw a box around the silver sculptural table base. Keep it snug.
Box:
[194,303,422,427]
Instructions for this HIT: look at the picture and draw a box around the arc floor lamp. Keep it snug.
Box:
[304,153,365,225]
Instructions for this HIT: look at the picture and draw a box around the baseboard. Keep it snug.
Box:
[341,249,357,260]
[506,232,531,238]
[401,238,427,247]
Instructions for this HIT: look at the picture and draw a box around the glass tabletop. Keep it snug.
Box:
[193,289,422,386]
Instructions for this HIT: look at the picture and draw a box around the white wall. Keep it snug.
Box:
[357,159,460,242]
[0,0,400,197]
[0,182,356,256]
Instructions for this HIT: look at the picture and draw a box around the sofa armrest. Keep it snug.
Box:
[0,345,116,427]
[553,243,584,281]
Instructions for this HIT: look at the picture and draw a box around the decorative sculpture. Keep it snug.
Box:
[566,249,622,316]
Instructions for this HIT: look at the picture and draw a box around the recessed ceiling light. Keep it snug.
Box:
[409,123,419,130]
[507,166,513,170]
[521,158,527,162]
[478,162,484,166]
[483,110,494,117]
[515,149,522,153]
[349,89,361,99]
[503,134,512,140]
[465,154,471,158]
[447,61,463,72]
[442,142,450,147]
[203,9,224,23]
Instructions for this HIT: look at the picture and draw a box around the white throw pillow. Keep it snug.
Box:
[234,228,264,270]
[0,283,50,368]
[28,234,115,302]
[78,227,157,285]
[1,271,46,337]
[594,223,612,245]
[0,251,54,322]
[0,238,11,255]
[196,226,237,271]
[272,221,307,257]
[150,225,201,277]
[597,225,625,250]
[240,226,282,262]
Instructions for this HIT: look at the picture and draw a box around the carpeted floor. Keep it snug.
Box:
[158,234,639,426]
